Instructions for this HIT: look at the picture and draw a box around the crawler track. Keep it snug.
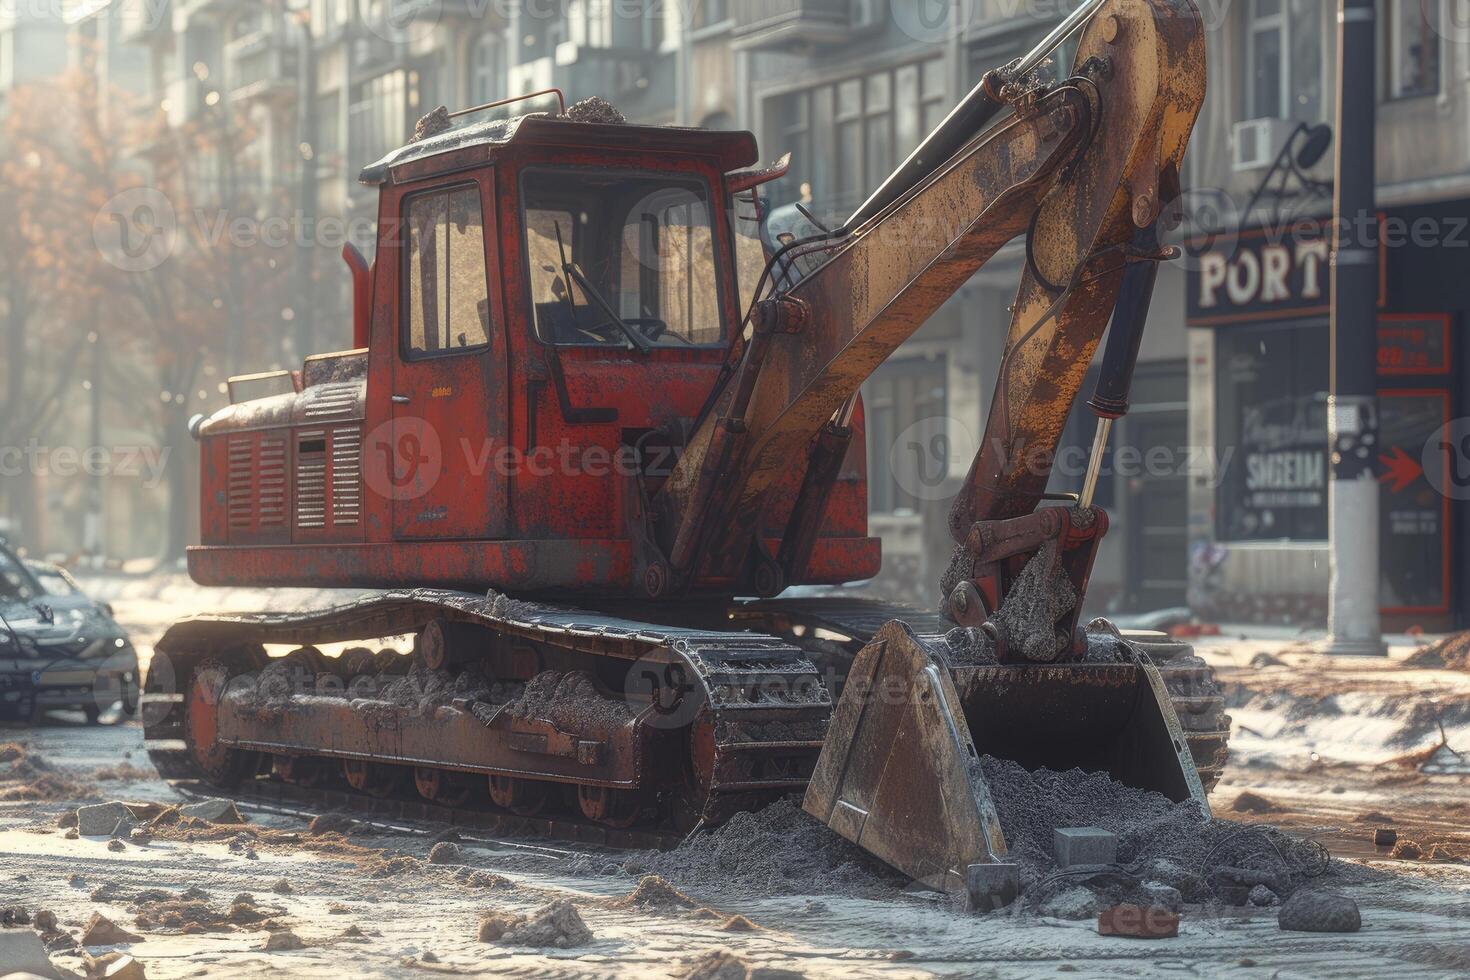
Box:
[143,590,1231,842]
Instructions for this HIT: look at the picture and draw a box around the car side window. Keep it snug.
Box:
[403,185,493,358]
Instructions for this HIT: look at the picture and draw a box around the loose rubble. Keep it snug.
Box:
[477,900,593,948]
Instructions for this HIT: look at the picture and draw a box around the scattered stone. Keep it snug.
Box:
[1053,827,1118,868]
[101,953,148,980]
[263,929,304,951]
[1,907,31,926]
[65,829,78,840]
[77,802,134,837]
[178,798,245,824]
[1356,811,1394,824]
[720,914,758,932]
[57,810,78,829]
[612,875,697,910]
[69,874,86,887]
[327,903,352,915]
[477,900,592,948]
[107,839,126,852]
[1097,904,1179,939]
[34,910,57,931]
[1250,652,1286,668]
[1391,839,1424,860]
[1229,791,1281,814]
[340,924,366,939]
[427,841,461,865]
[1248,885,1279,907]
[1374,828,1398,847]
[308,812,357,835]
[421,951,440,963]
[82,912,144,946]
[0,926,58,978]
[128,829,152,846]
[1278,889,1361,933]
[270,879,293,895]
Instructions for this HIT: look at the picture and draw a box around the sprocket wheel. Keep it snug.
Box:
[183,657,263,787]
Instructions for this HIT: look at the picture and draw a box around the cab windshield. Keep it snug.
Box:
[522,168,724,348]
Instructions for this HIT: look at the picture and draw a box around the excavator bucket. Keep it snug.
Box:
[803,620,1207,911]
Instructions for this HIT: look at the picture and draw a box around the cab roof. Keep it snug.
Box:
[359,113,760,186]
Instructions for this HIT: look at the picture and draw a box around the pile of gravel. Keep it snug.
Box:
[615,798,904,900]
[979,756,1334,911]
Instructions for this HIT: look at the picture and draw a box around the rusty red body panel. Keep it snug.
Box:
[193,119,877,597]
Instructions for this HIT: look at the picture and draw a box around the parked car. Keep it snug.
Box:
[0,546,138,723]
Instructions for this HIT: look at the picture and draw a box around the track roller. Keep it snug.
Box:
[488,774,546,815]
[342,759,403,798]
[273,754,329,788]
[576,785,644,828]
[414,766,473,806]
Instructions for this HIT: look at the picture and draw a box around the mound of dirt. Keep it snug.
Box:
[0,741,91,801]
[1403,632,1470,670]
[131,890,280,934]
[561,96,626,125]
[675,949,804,980]
[611,875,697,911]
[1230,791,1283,813]
[477,900,592,948]
[628,798,902,900]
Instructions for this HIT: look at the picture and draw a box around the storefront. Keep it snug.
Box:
[1185,204,1467,631]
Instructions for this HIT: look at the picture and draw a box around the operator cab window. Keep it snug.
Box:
[522,168,724,348]
[403,185,492,358]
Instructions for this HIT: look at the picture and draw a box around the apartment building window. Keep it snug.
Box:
[765,59,946,217]
[1244,0,1322,122]
[470,31,504,106]
[1387,0,1441,99]
[567,0,612,48]
[349,69,417,169]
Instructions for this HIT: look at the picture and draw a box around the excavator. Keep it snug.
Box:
[143,0,1226,909]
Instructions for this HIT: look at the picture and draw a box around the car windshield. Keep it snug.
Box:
[30,567,79,598]
[0,549,39,603]
[523,168,724,348]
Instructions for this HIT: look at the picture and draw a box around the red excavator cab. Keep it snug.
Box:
[191,99,878,597]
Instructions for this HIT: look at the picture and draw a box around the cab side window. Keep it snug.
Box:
[404,185,492,357]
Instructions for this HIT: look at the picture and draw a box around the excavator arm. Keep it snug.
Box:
[676,0,1208,911]
[655,0,1205,649]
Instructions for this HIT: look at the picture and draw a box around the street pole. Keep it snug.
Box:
[1324,0,1384,655]
[294,9,319,361]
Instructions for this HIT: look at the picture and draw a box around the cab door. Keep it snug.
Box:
[389,174,509,539]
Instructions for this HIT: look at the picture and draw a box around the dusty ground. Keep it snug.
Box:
[1,578,1469,978]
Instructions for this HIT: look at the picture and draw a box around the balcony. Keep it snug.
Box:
[732,0,854,51]
[226,31,299,103]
